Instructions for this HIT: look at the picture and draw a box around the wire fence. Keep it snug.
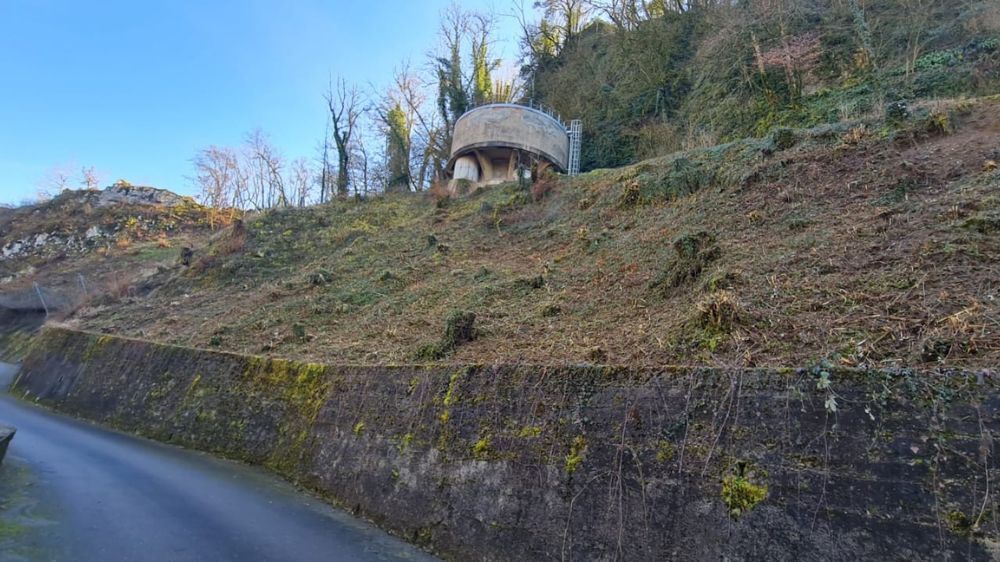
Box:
[0,275,92,317]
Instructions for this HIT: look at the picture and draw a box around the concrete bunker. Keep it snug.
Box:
[446,103,580,193]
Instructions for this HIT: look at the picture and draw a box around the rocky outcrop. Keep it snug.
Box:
[13,327,1000,561]
[95,183,192,208]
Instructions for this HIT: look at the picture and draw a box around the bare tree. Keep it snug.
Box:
[375,64,445,192]
[37,165,72,200]
[287,157,314,207]
[533,0,592,45]
[243,129,287,208]
[325,77,362,198]
[592,0,665,30]
[191,146,240,227]
[80,166,103,190]
[348,112,383,197]
[316,122,336,203]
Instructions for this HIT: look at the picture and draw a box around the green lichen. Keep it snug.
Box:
[442,371,462,406]
[353,421,366,436]
[399,432,414,452]
[946,509,973,537]
[83,334,115,361]
[721,475,767,519]
[472,435,492,459]
[518,425,542,438]
[565,435,587,474]
[655,440,675,463]
[0,519,25,542]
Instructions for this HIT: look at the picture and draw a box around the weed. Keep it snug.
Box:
[540,304,562,317]
[655,440,675,463]
[721,474,767,519]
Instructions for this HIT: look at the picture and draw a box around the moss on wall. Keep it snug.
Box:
[12,327,1000,561]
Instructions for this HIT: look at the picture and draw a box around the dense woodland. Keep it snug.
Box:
[182,0,1000,209]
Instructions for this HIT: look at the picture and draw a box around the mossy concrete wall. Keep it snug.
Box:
[13,327,1000,560]
[0,309,44,362]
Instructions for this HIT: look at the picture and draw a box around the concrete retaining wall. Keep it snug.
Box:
[13,327,1000,560]
[0,309,44,362]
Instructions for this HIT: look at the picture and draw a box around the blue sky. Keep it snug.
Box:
[0,0,520,205]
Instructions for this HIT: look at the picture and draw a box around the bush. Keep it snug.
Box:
[416,310,477,361]
[650,231,722,293]
[442,310,476,349]
[771,128,797,150]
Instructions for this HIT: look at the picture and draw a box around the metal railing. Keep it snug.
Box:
[459,99,567,129]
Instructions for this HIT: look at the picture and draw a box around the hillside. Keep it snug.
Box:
[0,183,216,316]
[528,0,1000,170]
[50,97,998,370]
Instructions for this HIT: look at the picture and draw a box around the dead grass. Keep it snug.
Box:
[54,97,1000,369]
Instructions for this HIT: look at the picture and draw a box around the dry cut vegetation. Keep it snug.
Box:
[66,98,1000,369]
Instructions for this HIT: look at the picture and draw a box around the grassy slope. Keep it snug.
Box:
[73,98,999,369]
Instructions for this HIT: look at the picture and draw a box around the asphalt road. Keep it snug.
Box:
[0,362,437,562]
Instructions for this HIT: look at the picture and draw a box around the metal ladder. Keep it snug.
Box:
[567,120,582,177]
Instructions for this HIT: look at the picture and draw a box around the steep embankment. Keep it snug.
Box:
[13,327,999,560]
[70,98,999,369]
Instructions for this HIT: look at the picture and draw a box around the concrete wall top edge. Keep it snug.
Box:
[449,104,571,171]
[454,103,566,130]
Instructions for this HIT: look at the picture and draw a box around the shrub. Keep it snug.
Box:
[216,219,247,256]
[428,180,451,206]
[531,177,556,202]
[442,310,476,349]
[416,310,477,361]
[885,100,910,123]
[771,128,797,150]
[650,231,721,292]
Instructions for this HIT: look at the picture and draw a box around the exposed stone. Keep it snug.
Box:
[96,184,191,208]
